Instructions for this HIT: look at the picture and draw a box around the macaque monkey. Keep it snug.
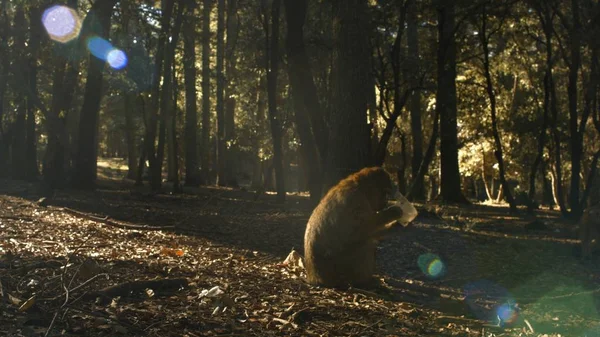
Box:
[579,204,600,259]
[303,167,417,287]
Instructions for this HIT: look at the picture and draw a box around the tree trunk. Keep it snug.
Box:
[224,0,239,187]
[436,0,468,204]
[215,0,227,186]
[407,0,424,200]
[0,1,9,175]
[201,0,212,184]
[283,0,323,203]
[123,94,138,180]
[479,5,516,212]
[567,0,583,218]
[265,0,286,202]
[74,0,119,189]
[164,2,184,193]
[407,106,439,200]
[183,5,199,186]
[251,76,267,190]
[325,0,372,189]
[373,2,408,166]
[25,5,41,180]
[145,0,174,191]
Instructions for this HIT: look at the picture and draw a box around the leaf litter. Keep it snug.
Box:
[1,178,599,336]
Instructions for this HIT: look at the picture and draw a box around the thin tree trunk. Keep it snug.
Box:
[407,0,424,200]
[0,1,9,175]
[165,2,184,193]
[567,0,583,218]
[215,0,226,186]
[265,0,285,202]
[145,0,174,191]
[183,6,199,186]
[407,108,439,200]
[25,5,41,180]
[480,5,516,212]
[124,94,138,180]
[201,0,212,184]
[224,0,239,187]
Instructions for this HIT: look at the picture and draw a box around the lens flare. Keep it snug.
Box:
[496,302,519,326]
[417,253,445,279]
[87,36,113,61]
[107,49,128,69]
[42,5,81,43]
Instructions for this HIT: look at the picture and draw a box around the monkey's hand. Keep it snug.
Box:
[376,205,404,223]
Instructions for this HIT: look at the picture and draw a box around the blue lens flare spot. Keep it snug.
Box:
[87,36,113,61]
[42,5,81,43]
[417,253,446,279]
[107,49,128,69]
[496,302,519,325]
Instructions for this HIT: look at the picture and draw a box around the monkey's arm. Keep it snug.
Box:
[371,205,405,238]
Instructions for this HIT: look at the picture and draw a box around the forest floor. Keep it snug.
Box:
[1,161,600,336]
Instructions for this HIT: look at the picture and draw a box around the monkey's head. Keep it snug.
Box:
[352,167,398,210]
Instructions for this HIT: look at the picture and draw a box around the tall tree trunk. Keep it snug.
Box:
[251,76,267,190]
[265,0,285,202]
[74,0,119,188]
[480,5,516,212]
[11,6,27,180]
[145,0,174,191]
[124,94,138,180]
[579,47,599,209]
[407,0,424,200]
[0,1,8,175]
[283,0,323,203]
[407,108,439,200]
[224,0,239,187]
[325,0,372,189]
[436,0,468,203]
[373,1,409,166]
[25,5,41,180]
[215,0,227,186]
[183,6,199,186]
[201,0,212,184]
[567,0,582,217]
[165,2,184,193]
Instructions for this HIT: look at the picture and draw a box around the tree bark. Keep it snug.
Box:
[183,5,199,186]
[283,0,323,203]
[145,0,174,191]
[163,3,184,193]
[73,0,119,189]
[224,0,239,187]
[123,94,138,180]
[325,0,372,189]
[215,0,226,186]
[0,1,9,175]
[265,0,286,202]
[25,5,41,180]
[567,0,583,217]
[436,0,468,203]
[479,5,516,212]
[407,0,424,200]
[201,0,212,184]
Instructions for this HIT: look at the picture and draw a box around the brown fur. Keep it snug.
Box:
[303,167,405,287]
[579,204,600,258]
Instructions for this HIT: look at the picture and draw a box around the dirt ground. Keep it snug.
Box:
[1,171,600,336]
